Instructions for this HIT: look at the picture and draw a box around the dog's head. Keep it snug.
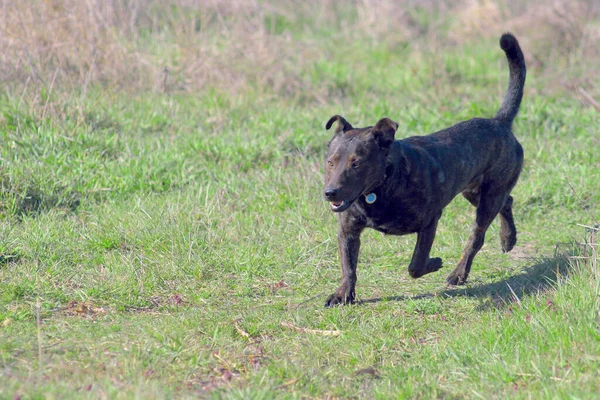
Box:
[324,115,398,212]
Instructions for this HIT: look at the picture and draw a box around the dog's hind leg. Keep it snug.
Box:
[447,191,508,285]
[464,190,517,253]
[408,214,443,278]
[462,190,479,207]
[499,195,517,252]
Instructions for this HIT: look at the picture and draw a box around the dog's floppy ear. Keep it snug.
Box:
[371,117,398,149]
[325,115,353,133]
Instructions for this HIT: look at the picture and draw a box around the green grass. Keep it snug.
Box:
[1,2,600,398]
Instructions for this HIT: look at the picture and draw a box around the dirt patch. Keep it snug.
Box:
[62,300,108,317]
[507,242,538,260]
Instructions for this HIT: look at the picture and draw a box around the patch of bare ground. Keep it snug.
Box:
[62,300,108,317]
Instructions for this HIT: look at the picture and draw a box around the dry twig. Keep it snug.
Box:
[280,321,341,336]
[233,319,251,339]
[578,87,600,112]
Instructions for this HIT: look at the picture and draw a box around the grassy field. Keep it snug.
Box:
[1,0,599,398]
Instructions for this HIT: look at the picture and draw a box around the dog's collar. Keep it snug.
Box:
[363,172,387,205]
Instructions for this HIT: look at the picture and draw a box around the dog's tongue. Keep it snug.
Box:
[331,201,343,207]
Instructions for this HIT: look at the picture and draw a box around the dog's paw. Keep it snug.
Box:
[324,291,355,307]
[446,272,467,286]
[426,257,443,273]
[501,234,517,253]
[409,257,444,278]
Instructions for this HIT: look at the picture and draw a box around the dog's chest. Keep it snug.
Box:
[355,199,421,235]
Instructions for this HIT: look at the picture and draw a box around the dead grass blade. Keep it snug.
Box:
[280,321,341,336]
[233,319,251,339]
[578,87,600,112]
[275,378,300,389]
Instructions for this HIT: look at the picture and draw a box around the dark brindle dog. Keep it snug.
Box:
[323,33,526,307]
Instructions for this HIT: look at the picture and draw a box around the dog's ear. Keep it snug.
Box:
[371,117,398,149]
[325,115,353,133]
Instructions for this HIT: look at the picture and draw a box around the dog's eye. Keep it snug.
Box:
[352,160,360,168]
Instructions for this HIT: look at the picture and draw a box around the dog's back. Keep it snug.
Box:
[398,33,526,207]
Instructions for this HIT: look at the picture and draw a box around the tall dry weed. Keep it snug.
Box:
[0,0,598,102]
[452,0,600,89]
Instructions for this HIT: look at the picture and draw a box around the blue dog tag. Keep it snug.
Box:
[365,193,377,204]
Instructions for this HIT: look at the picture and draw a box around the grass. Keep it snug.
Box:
[1,0,600,398]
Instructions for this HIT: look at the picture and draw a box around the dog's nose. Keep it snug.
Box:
[324,188,339,200]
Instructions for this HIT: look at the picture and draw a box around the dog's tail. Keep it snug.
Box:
[495,33,526,126]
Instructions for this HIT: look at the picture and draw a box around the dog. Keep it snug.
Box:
[322,33,526,307]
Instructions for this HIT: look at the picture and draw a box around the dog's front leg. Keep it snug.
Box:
[408,215,443,278]
[325,226,363,307]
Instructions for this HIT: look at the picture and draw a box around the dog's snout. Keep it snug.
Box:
[324,188,339,200]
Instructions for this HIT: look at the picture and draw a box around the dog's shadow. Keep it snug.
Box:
[359,254,573,310]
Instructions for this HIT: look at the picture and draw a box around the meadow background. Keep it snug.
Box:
[1,0,599,398]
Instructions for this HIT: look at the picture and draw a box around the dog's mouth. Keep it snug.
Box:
[329,196,359,213]
[329,200,346,212]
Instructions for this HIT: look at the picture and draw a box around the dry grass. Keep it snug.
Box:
[452,0,600,86]
[0,0,335,96]
[1,0,598,102]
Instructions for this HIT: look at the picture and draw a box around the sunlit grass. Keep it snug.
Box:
[1,0,599,398]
